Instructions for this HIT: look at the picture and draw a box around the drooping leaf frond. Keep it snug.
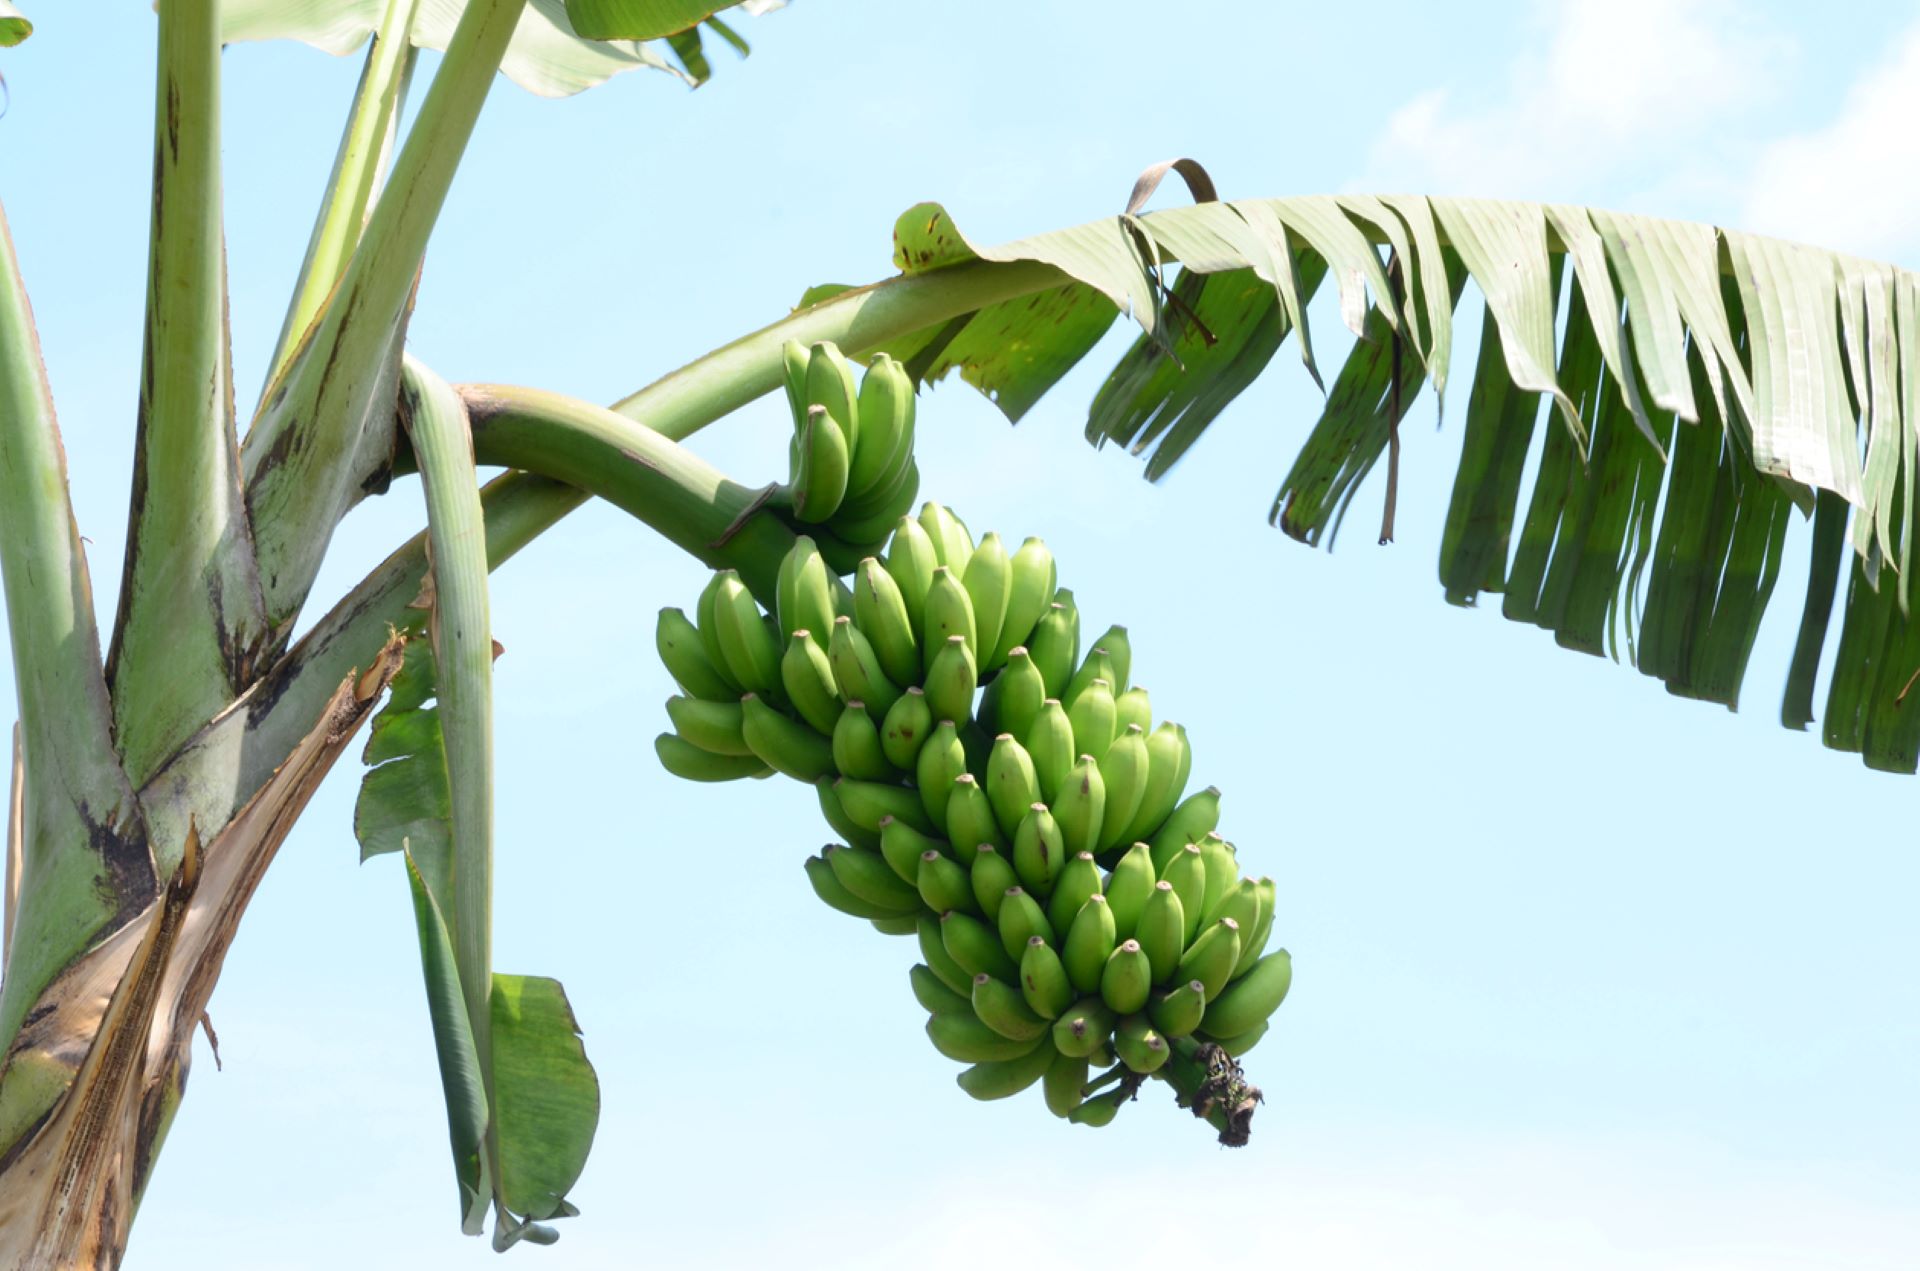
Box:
[841,190,1920,773]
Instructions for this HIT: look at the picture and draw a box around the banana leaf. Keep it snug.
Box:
[798,191,1920,772]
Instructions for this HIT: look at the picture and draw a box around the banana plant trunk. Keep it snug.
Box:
[0,649,401,1268]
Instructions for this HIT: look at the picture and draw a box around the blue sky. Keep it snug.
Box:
[5,1,1920,1266]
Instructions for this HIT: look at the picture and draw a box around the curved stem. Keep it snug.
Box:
[461,383,796,598]
[611,258,1067,439]
[159,384,802,852]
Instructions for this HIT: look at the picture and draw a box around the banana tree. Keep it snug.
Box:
[2,1,1916,1265]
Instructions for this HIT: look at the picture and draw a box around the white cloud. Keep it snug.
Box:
[1740,19,1920,263]
[1365,0,1787,204]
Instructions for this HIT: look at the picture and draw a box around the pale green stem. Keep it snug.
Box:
[612,258,1067,438]
[106,0,269,801]
[242,0,529,628]
[262,0,423,395]
[398,357,504,1224]
[0,197,149,1066]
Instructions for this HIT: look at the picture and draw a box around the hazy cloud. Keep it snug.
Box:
[1741,19,1920,263]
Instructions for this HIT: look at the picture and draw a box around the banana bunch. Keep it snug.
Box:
[652,502,1290,1142]
[781,340,922,571]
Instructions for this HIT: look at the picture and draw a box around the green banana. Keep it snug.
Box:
[831,701,894,781]
[956,1039,1056,1101]
[1148,786,1220,872]
[1135,881,1186,985]
[1012,803,1065,896]
[922,567,978,668]
[1052,754,1107,859]
[1042,1048,1089,1118]
[1212,1020,1268,1059]
[915,849,973,915]
[946,774,1005,853]
[1113,1013,1169,1075]
[941,909,1018,982]
[781,338,811,425]
[1202,950,1292,1040]
[1068,1086,1127,1127]
[712,571,780,693]
[694,573,738,692]
[1047,852,1103,933]
[926,1012,1044,1064]
[1160,843,1209,943]
[830,571,857,621]
[1063,648,1116,712]
[1095,724,1149,851]
[985,734,1040,839]
[792,405,852,523]
[776,537,837,648]
[910,963,973,1016]
[880,686,933,770]
[816,777,880,851]
[914,720,968,831]
[1026,603,1077,699]
[834,776,936,835]
[1104,843,1156,943]
[804,851,908,920]
[918,501,974,575]
[980,647,1047,746]
[967,844,1019,923]
[870,914,918,936]
[656,607,734,701]
[825,844,920,913]
[1099,940,1152,1015]
[1089,624,1132,694]
[855,556,919,686]
[1020,936,1073,1019]
[971,973,1049,1042]
[881,815,946,882]
[1113,685,1152,736]
[1052,588,1082,663]
[654,733,769,782]
[780,630,843,735]
[962,532,1012,671]
[828,615,901,719]
[1025,699,1075,805]
[996,886,1054,961]
[739,693,834,781]
[1198,835,1239,926]
[1062,894,1117,993]
[884,514,939,639]
[923,634,978,725]
[664,695,750,757]
[847,353,913,500]
[807,341,861,450]
[1120,722,1191,846]
[991,537,1057,668]
[1066,679,1117,766]
[1204,876,1262,934]
[1051,998,1117,1059]
[1176,917,1243,999]
[1234,877,1277,978]
[917,914,974,996]
[1149,979,1207,1038]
